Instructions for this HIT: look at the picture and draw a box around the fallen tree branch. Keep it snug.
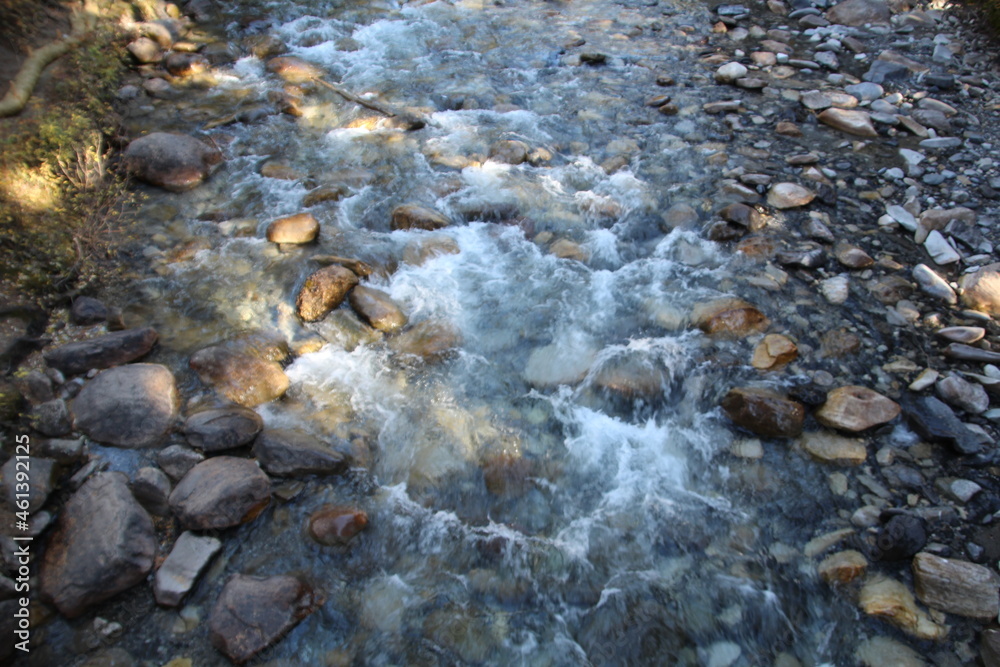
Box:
[0,3,96,118]
[311,76,432,130]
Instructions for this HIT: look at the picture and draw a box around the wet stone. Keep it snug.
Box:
[959,265,1000,315]
[168,456,271,530]
[903,394,989,455]
[751,334,797,370]
[348,285,408,333]
[767,183,815,209]
[184,406,264,453]
[389,319,462,363]
[297,264,360,322]
[209,574,322,664]
[834,242,874,269]
[488,139,530,165]
[912,552,1000,619]
[719,202,762,230]
[815,386,900,432]
[266,55,324,83]
[154,532,222,607]
[721,387,806,438]
[72,364,179,448]
[252,428,348,477]
[867,275,913,305]
[30,398,71,436]
[307,506,369,546]
[123,133,222,192]
[800,431,866,465]
[818,549,868,584]
[44,328,158,376]
[38,472,156,618]
[190,342,290,408]
[266,213,319,244]
[391,204,451,231]
[691,298,769,339]
[859,576,946,640]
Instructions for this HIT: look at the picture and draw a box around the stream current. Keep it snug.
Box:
[50,0,903,664]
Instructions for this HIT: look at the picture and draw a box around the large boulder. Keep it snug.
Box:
[252,429,349,477]
[190,343,289,408]
[123,132,222,192]
[209,574,322,664]
[721,387,805,438]
[815,386,900,432]
[72,364,179,447]
[184,406,264,452]
[43,328,158,376]
[168,457,271,530]
[39,472,156,618]
[296,265,359,322]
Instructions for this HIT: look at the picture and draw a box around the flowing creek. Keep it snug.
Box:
[32,0,971,664]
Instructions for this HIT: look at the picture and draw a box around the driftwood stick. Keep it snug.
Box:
[311,76,431,130]
[0,3,95,118]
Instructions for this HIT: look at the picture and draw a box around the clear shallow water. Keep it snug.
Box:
[46,0,904,665]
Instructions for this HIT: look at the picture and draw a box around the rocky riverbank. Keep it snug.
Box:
[4,0,1000,664]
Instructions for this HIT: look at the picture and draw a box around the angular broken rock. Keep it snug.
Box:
[721,387,805,438]
[751,333,797,370]
[935,374,989,414]
[39,472,156,618]
[691,298,769,338]
[43,328,158,376]
[818,108,878,137]
[818,550,868,584]
[912,552,1000,619]
[902,394,989,455]
[123,132,222,192]
[209,574,323,664]
[252,428,348,477]
[859,576,947,641]
[815,386,900,432]
[296,264,359,322]
[72,364,179,448]
[184,406,264,452]
[348,285,408,333]
[154,531,222,607]
[767,182,815,209]
[169,456,271,530]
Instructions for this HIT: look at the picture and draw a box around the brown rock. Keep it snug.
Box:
[389,320,461,362]
[252,428,348,477]
[815,386,901,432]
[307,506,369,545]
[751,334,797,370]
[859,576,948,641]
[302,183,349,207]
[123,133,222,192]
[818,108,878,137]
[834,241,875,269]
[867,275,913,304]
[912,552,1000,619]
[721,387,806,438]
[402,235,461,265]
[348,285,408,333]
[959,264,1000,316]
[488,140,530,165]
[818,550,868,584]
[184,406,264,452]
[44,328,158,376]
[820,328,861,358]
[591,355,670,399]
[825,0,891,26]
[296,264,360,322]
[169,456,271,530]
[776,122,803,137]
[39,473,156,618]
[691,298,770,338]
[266,213,319,244]
[800,431,867,465]
[190,342,289,408]
[72,364,179,448]
[209,574,322,664]
[719,202,763,231]
[391,204,450,231]
[266,56,324,83]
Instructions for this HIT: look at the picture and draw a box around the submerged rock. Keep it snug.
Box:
[169,457,271,530]
[72,364,179,448]
[307,506,369,545]
[721,387,805,438]
[691,298,770,338]
[209,574,322,664]
[190,340,290,408]
[44,328,158,376]
[252,428,348,477]
[815,386,900,432]
[39,473,156,618]
[391,204,451,231]
[389,320,462,362]
[123,132,222,192]
[348,285,408,333]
